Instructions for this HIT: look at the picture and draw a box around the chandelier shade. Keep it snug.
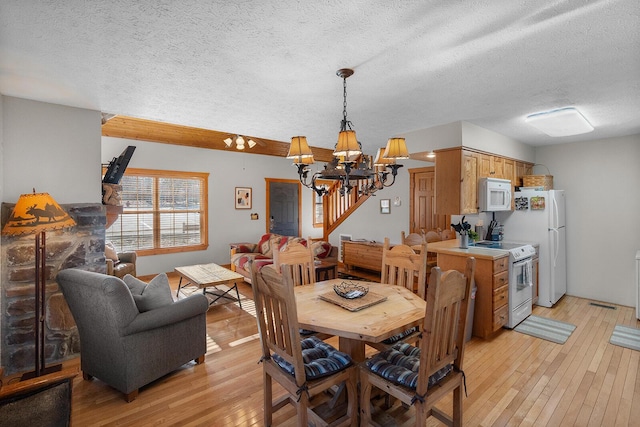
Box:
[383,137,410,159]
[373,147,396,169]
[333,130,361,158]
[287,136,314,162]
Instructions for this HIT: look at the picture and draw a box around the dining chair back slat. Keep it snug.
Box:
[273,240,315,286]
[381,237,428,299]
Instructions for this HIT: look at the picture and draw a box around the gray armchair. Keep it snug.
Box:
[57,269,208,402]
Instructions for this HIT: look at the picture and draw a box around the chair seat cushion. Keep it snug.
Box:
[272,336,352,380]
[382,325,419,345]
[366,342,452,389]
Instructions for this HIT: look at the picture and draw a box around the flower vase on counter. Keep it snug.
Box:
[452,216,471,249]
[459,234,469,249]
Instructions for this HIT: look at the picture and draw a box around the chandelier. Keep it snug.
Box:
[224,135,257,150]
[287,68,409,196]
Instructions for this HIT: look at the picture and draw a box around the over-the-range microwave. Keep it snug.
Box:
[478,177,512,211]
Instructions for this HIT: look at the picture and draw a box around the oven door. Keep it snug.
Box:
[508,257,533,328]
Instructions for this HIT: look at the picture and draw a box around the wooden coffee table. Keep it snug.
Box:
[174,263,243,308]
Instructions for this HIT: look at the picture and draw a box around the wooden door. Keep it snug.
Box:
[410,167,448,233]
[266,179,301,236]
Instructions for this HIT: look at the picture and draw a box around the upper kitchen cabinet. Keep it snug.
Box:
[435,147,533,215]
[435,147,479,215]
[514,161,534,187]
[478,153,515,180]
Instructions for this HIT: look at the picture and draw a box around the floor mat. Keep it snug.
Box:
[514,315,576,344]
[610,325,640,351]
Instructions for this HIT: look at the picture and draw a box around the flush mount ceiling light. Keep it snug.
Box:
[224,135,257,150]
[287,68,409,196]
[525,107,594,137]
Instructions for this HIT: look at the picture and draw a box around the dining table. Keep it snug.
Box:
[294,279,426,362]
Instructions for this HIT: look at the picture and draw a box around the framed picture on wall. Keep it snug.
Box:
[235,187,252,209]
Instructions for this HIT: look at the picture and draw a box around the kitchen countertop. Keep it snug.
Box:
[427,239,509,260]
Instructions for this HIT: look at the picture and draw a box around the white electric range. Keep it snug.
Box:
[472,241,536,328]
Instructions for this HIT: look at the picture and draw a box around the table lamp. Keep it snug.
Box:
[1,190,76,379]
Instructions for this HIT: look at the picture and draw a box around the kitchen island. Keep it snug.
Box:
[428,239,510,339]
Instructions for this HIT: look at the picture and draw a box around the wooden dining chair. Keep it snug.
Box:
[272,240,316,286]
[367,238,429,351]
[400,231,425,246]
[359,257,476,426]
[381,237,428,299]
[249,260,358,427]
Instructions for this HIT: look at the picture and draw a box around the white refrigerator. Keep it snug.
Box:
[498,189,567,307]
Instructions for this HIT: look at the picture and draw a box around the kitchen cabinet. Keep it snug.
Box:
[435,146,533,215]
[437,252,509,339]
[478,154,514,180]
[515,161,534,187]
[435,148,479,215]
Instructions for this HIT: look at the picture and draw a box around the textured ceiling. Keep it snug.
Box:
[1,0,639,152]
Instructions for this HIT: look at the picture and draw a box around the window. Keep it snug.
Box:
[105,168,209,255]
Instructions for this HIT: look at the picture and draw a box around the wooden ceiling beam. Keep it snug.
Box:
[101,116,335,162]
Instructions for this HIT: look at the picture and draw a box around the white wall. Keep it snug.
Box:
[102,137,325,276]
[2,97,101,203]
[403,121,536,163]
[535,134,640,306]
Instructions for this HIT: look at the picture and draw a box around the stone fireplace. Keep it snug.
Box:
[1,203,107,375]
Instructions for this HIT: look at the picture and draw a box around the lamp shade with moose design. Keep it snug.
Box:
[2,191,76,236]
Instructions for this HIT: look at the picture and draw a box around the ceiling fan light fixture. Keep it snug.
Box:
[224,137,233,147]
[525,107,594,137]
[427,150,436,159]
[247,139,256,149]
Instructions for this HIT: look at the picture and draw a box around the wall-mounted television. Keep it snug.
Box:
[102,146,136,184]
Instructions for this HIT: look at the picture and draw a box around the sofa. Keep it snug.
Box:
[230,233,337,284]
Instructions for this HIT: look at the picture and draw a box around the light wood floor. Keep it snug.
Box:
[65,271,640,426]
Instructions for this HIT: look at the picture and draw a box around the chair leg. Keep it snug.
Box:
[453,384,462,427]
[82,372,93,381]
[345,368,358,427]
[359,373,374,426]
[263,370,273,427]
[295,394,309,427]
[195,354,205,364]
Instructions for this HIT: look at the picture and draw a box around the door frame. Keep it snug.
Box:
[265,178,302,236]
